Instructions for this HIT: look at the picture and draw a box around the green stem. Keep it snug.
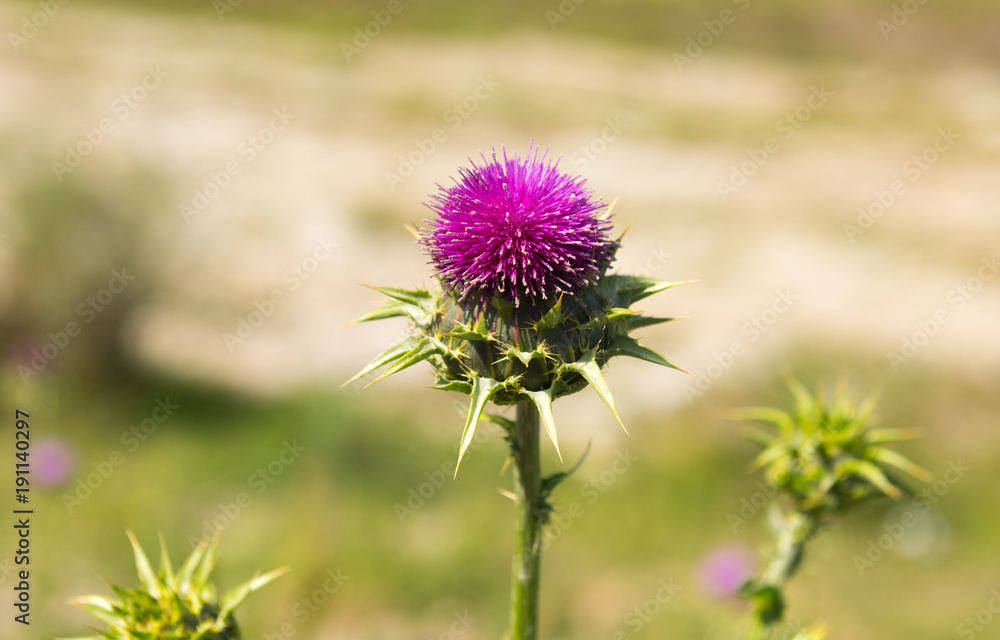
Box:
[508,402,543,640]
[749,507,819,639]
[761,508,814,587]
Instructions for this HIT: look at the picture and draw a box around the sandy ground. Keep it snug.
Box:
[2,3,998,409]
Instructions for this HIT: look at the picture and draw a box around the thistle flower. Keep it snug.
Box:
[422,146,616,309]
[348,146,687,640]
[64,531,287,640]
[346,146,686,468]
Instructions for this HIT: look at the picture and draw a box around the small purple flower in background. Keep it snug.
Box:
[34,439,76,487]
[7,338,46,373]
[9,339,41,364]
[697,545,755,598]
[421,145,616,308]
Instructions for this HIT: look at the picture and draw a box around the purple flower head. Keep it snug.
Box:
[34,439,76,487]
[422,146,616,309]
[696,545,755,599]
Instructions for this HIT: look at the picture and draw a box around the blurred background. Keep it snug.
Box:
[1,0,998,638]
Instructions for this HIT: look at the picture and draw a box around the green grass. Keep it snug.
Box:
[10,346,998,639]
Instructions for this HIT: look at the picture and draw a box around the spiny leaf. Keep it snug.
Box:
[366,342,439,387]
[505,345,548,367]
[541,440,591,496]
[741,425,778,447]
[432,378,472,394]
[842,459,901,499]
[219,566,290,621]
[734,407,794,434]
[194,533,220,593]
[446,327,492,341]
[562,353,625,433]
[68,595,115,610]
[245,566,291,591]
[869,447,934,483]
[606,334,683,370]
[158,534,176,592]
[364,285,439,327]
[444,319,493,342]
[126,530,161,599]
[749,442,791,472]
[535,296,565,331]
[622,315,677,331]
[400,305,434,328]
[600,275,691,306]
[455,376,501,475]
[366,285,433,306]
[341,337,418,388]
[816,471,838,497]
[68,597,121,628]
[523,387,562,461]
[576,308,637,330]
[481,412,515,434]
[346,300,407,325]
[108,584,132,603]
[178,539,209,595]
[429,336,466,360]
[785,376,815,422]
[855,392,878,423]
[864,427,921,444]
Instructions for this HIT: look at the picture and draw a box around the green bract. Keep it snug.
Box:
[346,242,686,470]
[736,377,932,517]
[63,531,288,640]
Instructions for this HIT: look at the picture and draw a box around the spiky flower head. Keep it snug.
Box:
[347,146,686,471]
[421,146,616,309]
[737,377,932,517]
[64,531,287,640]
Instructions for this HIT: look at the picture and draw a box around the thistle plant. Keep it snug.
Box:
[347,146,684,639]
[64,531,287,640]
[734,377,931,639]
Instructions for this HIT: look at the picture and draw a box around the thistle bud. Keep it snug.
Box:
[65,531,288,640]
[737,377,933,516]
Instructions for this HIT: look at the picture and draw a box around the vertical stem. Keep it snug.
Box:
[760,508,815,588]
[509,401,542,640]
[748,507,819,639]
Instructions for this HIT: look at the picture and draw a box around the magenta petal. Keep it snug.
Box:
[421,145,616,307]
